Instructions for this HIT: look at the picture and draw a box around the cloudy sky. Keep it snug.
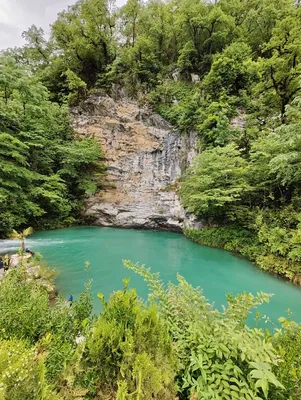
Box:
[0,0,125,50]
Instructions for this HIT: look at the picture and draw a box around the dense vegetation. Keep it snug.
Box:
[0,57,104,238]
[180,92,301,284]
[0,259,301,400]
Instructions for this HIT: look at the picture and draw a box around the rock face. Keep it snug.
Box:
[72,95,198,232]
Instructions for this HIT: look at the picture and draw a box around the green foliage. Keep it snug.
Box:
[174,0,235,76]
[1,0,298,110]
[0,339,60,400]
[185,225,263,261]
[106,36,160,95]
[64,285,176,399]
[0,268,91,342]
[197,101,237,146]
[51,0,116,88]
[124,261,289,400]
[203,42,259,99]
[177,41,198,74]
[0,56,104,237]
[63,69,87,105]
[0,268,51,343]
[119,0,142,47]
[180,144,250,218]
[0,267,93,389]
[180,92,301,283]
[255,13,301,119]
[1,255,301,400]
[150,81,200,132]
[272,317,301,399]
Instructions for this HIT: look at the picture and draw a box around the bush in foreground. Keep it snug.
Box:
[1,261,301,399]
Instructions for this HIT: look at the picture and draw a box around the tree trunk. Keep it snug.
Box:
[132,17,137,47]
[280,98,287,124]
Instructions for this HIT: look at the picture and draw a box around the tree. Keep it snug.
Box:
[10,227,33,252]
[203,42,259,98]
[249,96,301,201]
[0,56,103,237]
[120,0,142,47]
[255,13,301,120]
[0,132,42,236]
[0,57,23,104]
[175,0,235,75]
[108,36,160,93]
[180,144,250,219]
[63,69,87,105]
[51,0,116,87]
[21,25,52,70]
[139,0,177,65]
[197,100,236,146]
[220,0,293,55]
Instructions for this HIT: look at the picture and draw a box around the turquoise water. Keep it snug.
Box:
[2,226,301,325]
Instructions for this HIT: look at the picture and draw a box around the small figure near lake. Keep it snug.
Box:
[25,247,35,256]
[0,255,9,271]
[67,294,73,307]
[4,254,10,270]
[0,255,11,277]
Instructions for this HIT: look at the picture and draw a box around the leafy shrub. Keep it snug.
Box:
[184,226,262,261]
[149,81,200,132]
[0,339,60,400]
[75,284,177,399]
[272,318,301,399]
[0,267,93,391]
[124,261,286,400]
[203,42,259,99]
[0,268,51,343]
[180,144,250,219]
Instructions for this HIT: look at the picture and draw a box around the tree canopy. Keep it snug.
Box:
[0,56,103,237]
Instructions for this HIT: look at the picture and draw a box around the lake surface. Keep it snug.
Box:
[2,226,301,326]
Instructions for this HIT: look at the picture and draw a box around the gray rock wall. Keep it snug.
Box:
[72,95,198,231]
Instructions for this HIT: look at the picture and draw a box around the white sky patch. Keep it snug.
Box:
[0,0,126,50]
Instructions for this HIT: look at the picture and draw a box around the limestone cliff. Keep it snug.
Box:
[72,95,197,231]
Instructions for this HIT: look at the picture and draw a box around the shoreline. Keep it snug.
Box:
[88,223,301,287]
[184,227,301,287]
[0,252,58,302]
[2,222,300,291]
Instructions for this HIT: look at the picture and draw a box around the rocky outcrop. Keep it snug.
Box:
[72,95,198,231]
